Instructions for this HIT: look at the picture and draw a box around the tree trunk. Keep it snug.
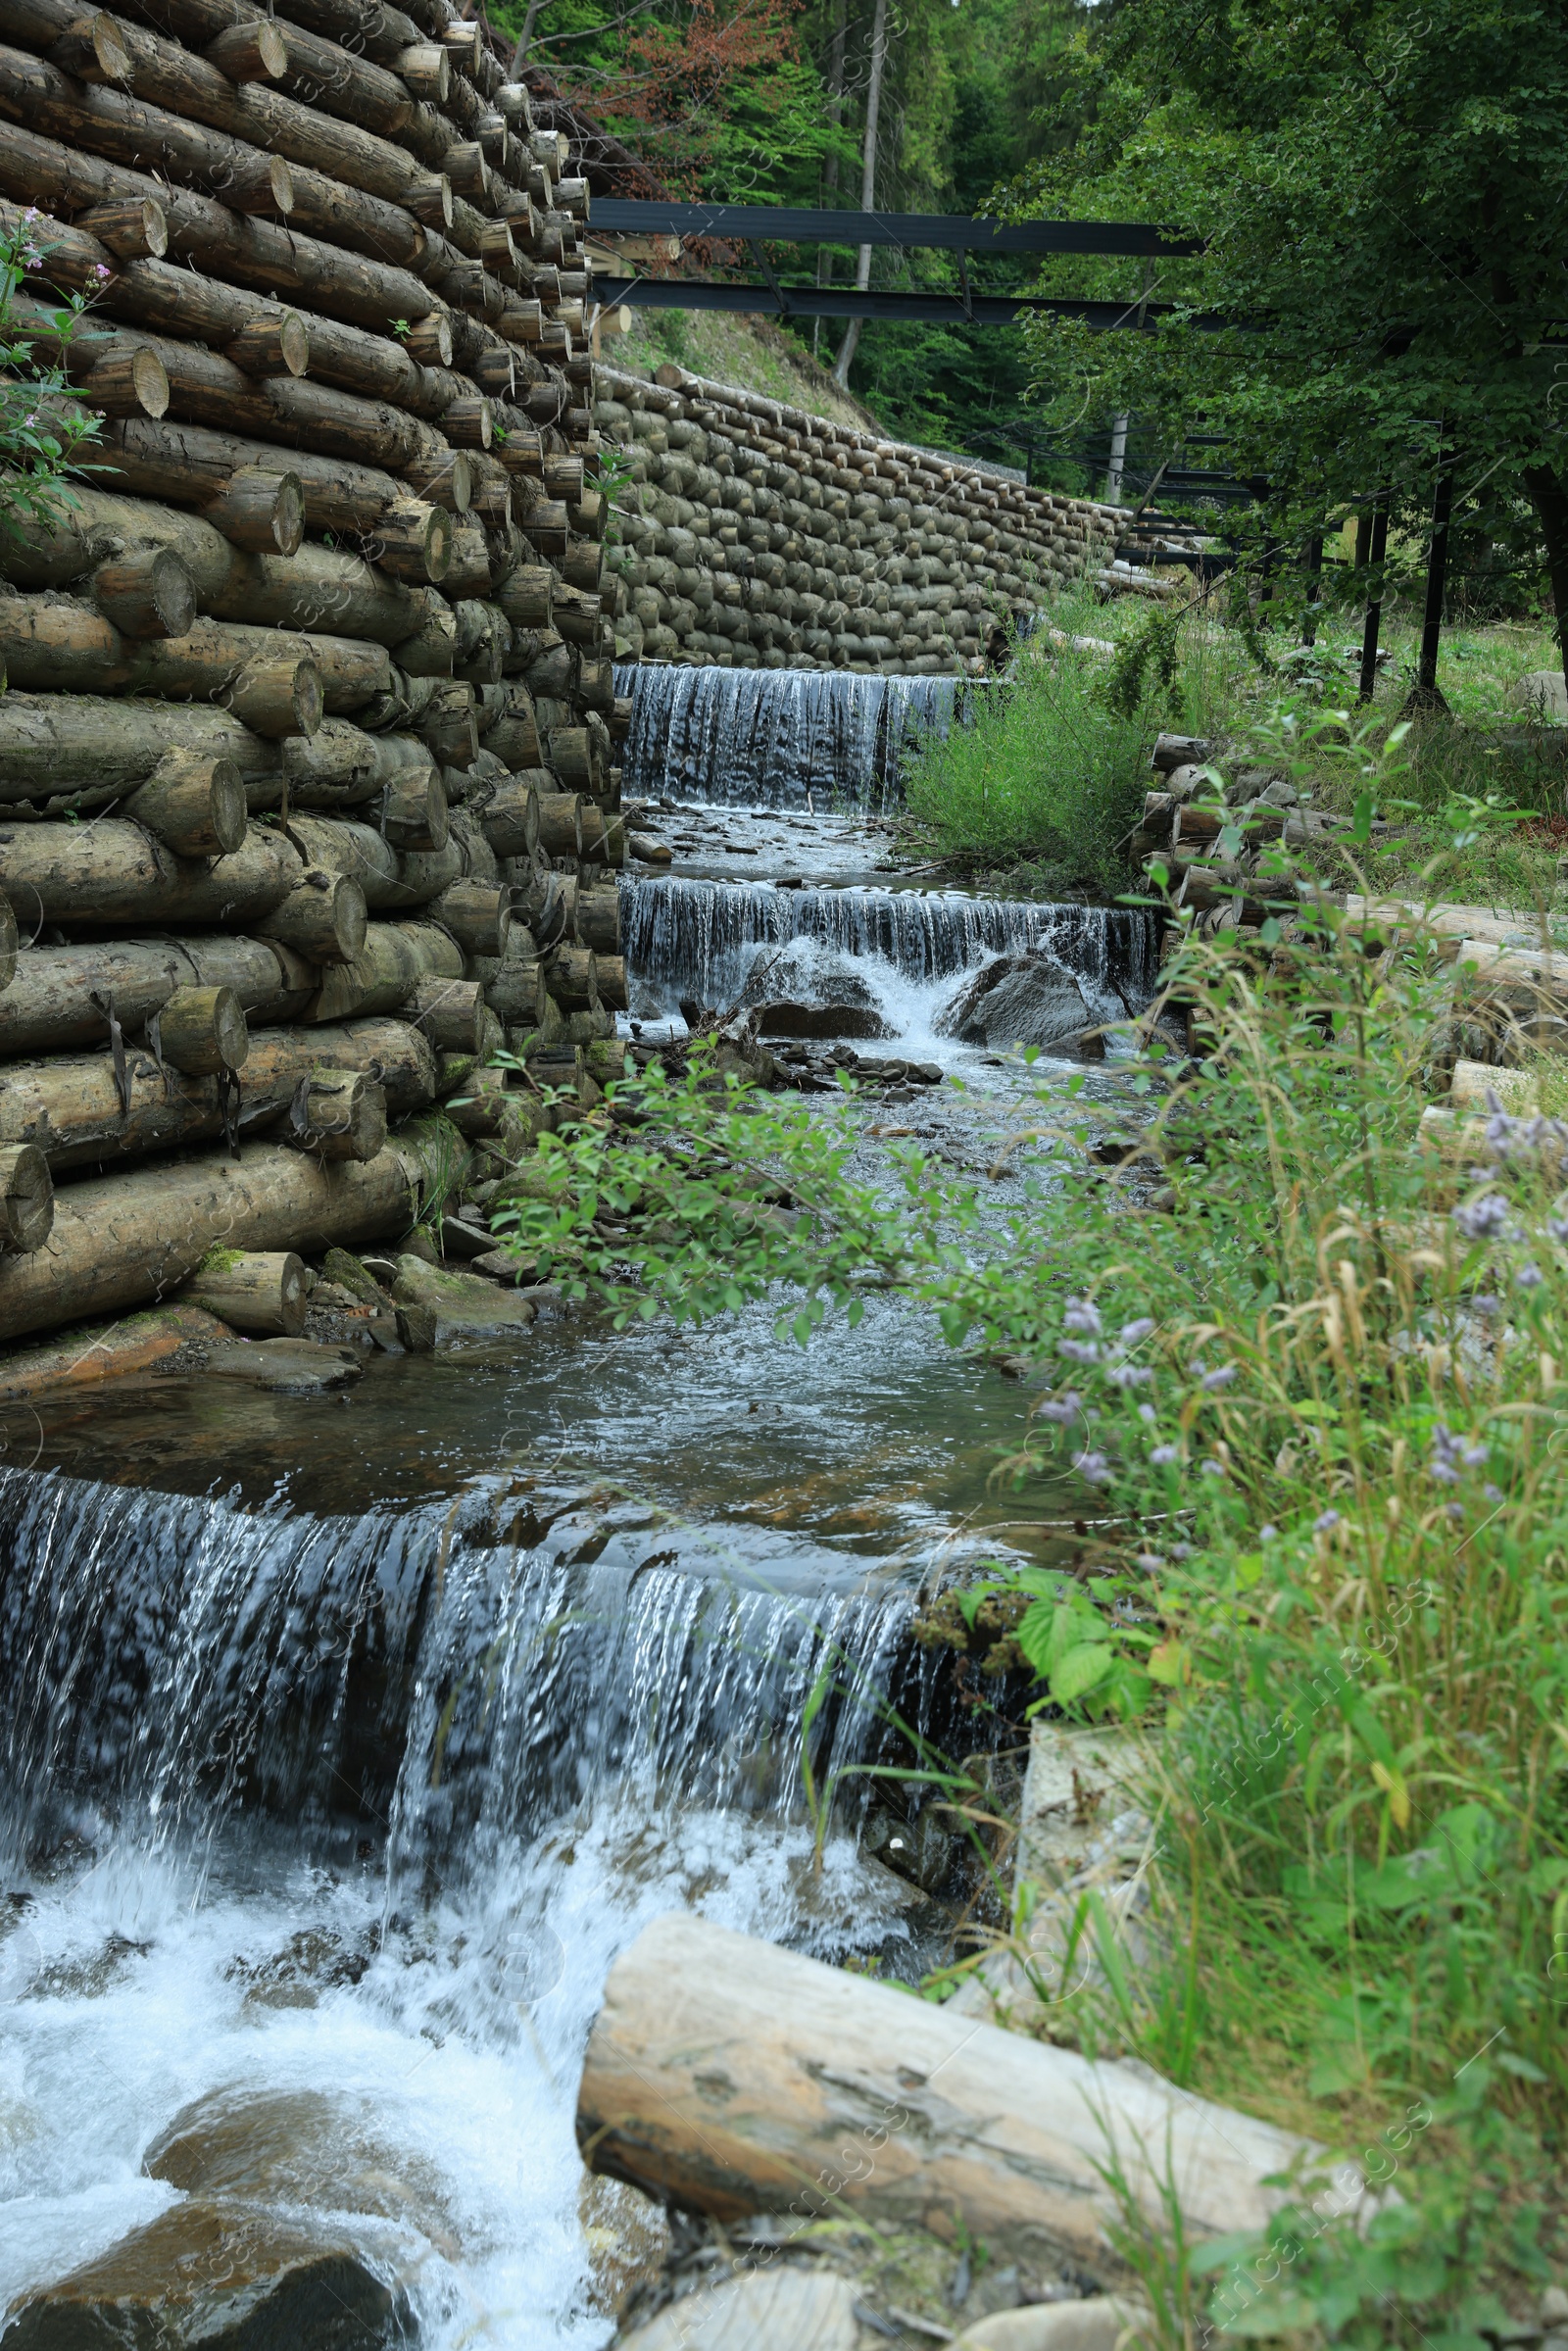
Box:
[0,1126,465,1342]
[578,1914,1335,2271]
[815,0,849,357]
[832,0,888,390]
[1525,464,1568,706]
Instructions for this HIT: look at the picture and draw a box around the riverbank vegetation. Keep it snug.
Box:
[898,584,1567,911]
[489,729,1568,2344]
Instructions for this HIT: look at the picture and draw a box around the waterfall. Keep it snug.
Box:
[622,876,1158,1017]
[0,1465,922,1876]
[613,662,967,806]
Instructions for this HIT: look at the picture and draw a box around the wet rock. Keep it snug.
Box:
[1,2198,413,2351]
[389,1255,537,1350]
[143,2085,462,2257]
[320,1249,387,1307]
[579,2172,671,2319]
[202,1340,364,1394]
[937,955,1100,1055]
[619,2268,858,2351]
[756,1001,894,1041]
[956,2297,1150,2351]
[739,937,881,1013]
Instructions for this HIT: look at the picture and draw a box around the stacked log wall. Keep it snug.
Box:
[595,363,1121,674]
[0,0,638,1342]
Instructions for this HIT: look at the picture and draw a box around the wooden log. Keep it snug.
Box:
[0,1014,434,1170]
[577,1914,1331,2270]
[480,700,543,770]
[303,917,462,1021]
[225,313,308,376]
[0,820,303,930]
[90,548,195,639]
[153,982,249,1073]
[405,973,483,1051]
[0,1126,463,1342]
[496,563,552,627]
[72,191,167,255]
[204,19,288,81]
[123,752,249,858]
[181,1247,305,1335]
[382,765,448,851]
[594,954,627,1012]
[0,692,283,804]
[432,879,508,957]
[226,654,321,739]
[578,807,626,869]
[45,10,131,83]
[546,944,598,1012]
[279,721,426,812]
[480,951,544,1028]
[0,48,445,330]
[0,935,308,1056]
[281,1065,386,1159]
[573,884,620,955]
[0,597,358,725]
[535,789,582,859]
[370,500,452,584]
[0,1144,52,1251]
[283,812,423,908]
[467,773,539,858]
[401,448,472,512]
[255,867,368,963]
[201,466,305,557]
[95,415,438,545]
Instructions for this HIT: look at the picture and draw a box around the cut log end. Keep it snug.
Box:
[227,657,322,741]
[407,975,485,1053]
[373,502,452,585]
[284,1068,387,1160]
[82,346,170,421]
[205,19,290,82]
[259,869,368,966]
[225,315,311,381]
[202,468,306,559]
[182,1248,305,1337]
[154,984,249,1076]
[381,766,449,853]
[125,751,248,858]
[93,549,196,641]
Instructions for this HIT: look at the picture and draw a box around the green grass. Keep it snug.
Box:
[902,581,1568,912]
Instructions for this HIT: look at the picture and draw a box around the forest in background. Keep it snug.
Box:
[488,0,1100,472]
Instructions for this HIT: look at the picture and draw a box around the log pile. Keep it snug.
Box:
[594,362,1121,674]
[0,0,656,1346]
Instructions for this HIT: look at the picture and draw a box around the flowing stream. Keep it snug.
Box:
[0,662,1156,2347]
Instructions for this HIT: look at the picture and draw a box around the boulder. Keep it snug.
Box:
[937,955,1100,1054]
[579,2173,671,2320]
[1,2199,412,2351]
[1516,668,1568,724]
[756,1002,894,1041]
[389,1253,537,1349]
[144,2086,461,2257]
[739,938,882,1013]
[202,1339,364,1393]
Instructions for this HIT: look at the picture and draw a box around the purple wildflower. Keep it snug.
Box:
[1451,1193,1509,1242]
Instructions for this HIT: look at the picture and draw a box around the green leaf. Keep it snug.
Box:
[1050,1642,1113,1704]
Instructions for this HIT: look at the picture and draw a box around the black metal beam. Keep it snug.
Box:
[590,201,1200,259]
[593,277,1201,330]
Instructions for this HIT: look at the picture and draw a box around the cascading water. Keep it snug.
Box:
[613,661,970,806]
[0,1464,934,2342]
[623,875,1158,1033]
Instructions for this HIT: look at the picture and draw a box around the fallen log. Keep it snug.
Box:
[0,936,312,1056]
[405,973,484,1051]
[0,819,304,931]
[154,982,248,1073]
[0,1122,465,1341]
[577,1914,1350,2273]
[254,868,368,963]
